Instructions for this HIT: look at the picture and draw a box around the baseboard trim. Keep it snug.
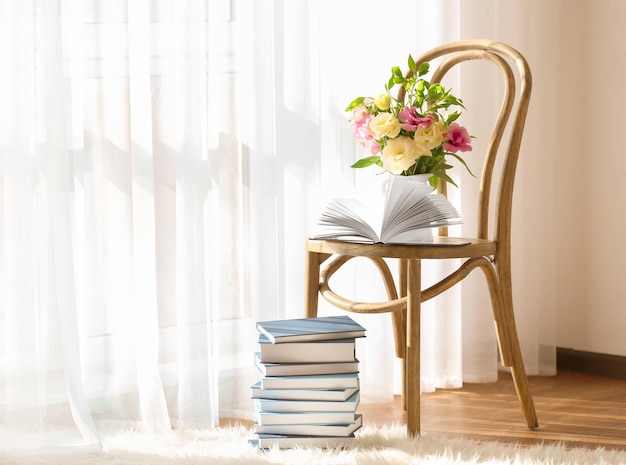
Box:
[557,347,626,380]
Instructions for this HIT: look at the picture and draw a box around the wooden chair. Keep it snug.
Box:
[303,39,538,436]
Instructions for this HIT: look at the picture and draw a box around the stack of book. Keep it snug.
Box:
[249,315,366,449]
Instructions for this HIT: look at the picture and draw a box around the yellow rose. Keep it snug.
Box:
[414,121,446,150]
[380,135,429,174]
[374,94,391,111]
[368,113,401,140]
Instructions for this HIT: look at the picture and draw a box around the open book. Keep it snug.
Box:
[311,177,461,245]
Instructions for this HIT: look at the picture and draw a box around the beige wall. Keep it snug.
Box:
[555,2,626,356]
[514,1,626,357]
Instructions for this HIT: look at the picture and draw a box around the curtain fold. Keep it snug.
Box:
[0,0,557,451]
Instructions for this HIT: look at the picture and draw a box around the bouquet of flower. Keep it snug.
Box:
[346,55,474,188]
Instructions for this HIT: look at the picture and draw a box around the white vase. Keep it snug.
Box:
[383,173,435,200]
[385,173,434,196]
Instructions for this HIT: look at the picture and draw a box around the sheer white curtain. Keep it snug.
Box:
[0,0,557,451]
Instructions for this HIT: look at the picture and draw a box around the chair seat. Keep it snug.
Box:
[306,237,496,261]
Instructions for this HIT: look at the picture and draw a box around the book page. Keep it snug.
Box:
[381,178,433,231]
[381,180,461,243]
[311,198,381,242]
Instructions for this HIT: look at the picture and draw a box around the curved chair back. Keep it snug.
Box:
[398,40,532,259]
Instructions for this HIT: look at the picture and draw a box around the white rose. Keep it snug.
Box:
[414,121,446,150]
[381,136,428,174]
[368,113,401,140]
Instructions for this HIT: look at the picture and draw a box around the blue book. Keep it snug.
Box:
[256,315,366,344]
[251,433,357,449]
[254,392,360,413]
[251,382,359,402]
[250,433,356,449]
[260,373,360,390]
[254,353,359,377]
[254,410,356,426]
[254,414,363,437]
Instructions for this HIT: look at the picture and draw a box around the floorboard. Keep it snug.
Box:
[362,371,626,451]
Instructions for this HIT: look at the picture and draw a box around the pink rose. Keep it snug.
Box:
[443,122,472,153]
[370,140,381,155]
[398,108,435,131]
[354,118,373,142]
[353,111,374,146]
[350,106,370,125]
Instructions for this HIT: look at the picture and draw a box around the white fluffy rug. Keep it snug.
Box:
[1,424,626,465]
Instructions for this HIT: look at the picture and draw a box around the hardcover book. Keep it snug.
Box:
[257,335,356,363]
[254,413,363,438]
[254,410,356,426]
[254,353,359,377]
[254,392,359,413]
[256,315,366,344]
[250,433,356,450]
[251,381,359,402]
[259,373,360,390]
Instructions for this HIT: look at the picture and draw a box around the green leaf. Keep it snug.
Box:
[446,152,477,177]
[416,80,426,107]
[428,83,444,101]
[436,171,458,188]
[408,54,416,73]
[447,95,466,108]
[446,111,461,124]
[351,156,382,169]
[414,155,434,173]
[418,62,430,77]
[345,97,366,112]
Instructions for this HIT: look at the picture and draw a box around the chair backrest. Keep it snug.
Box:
[397,40,532,254]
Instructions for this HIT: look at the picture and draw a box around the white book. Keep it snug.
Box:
[257,336,356,363]
[260,373,360,390]
[254,414,363,437]
[256,315,366,344]
[254,392,359,413]
[311,179,463,244]
[255,410,356,426]
[254,353,359,377]
[252,381,359,402]
[250,433,356,450]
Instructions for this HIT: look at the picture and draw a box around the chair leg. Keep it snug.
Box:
[406,258,421,437]
[499,290,539,429]
[488,266,539,430]
[304,250,323,318]
[391,309,407,410]
[507,330,539,429]
[398,259,408,411]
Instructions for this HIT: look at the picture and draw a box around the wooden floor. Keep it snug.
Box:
[362,371,626,451]
[228,371,626,450]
